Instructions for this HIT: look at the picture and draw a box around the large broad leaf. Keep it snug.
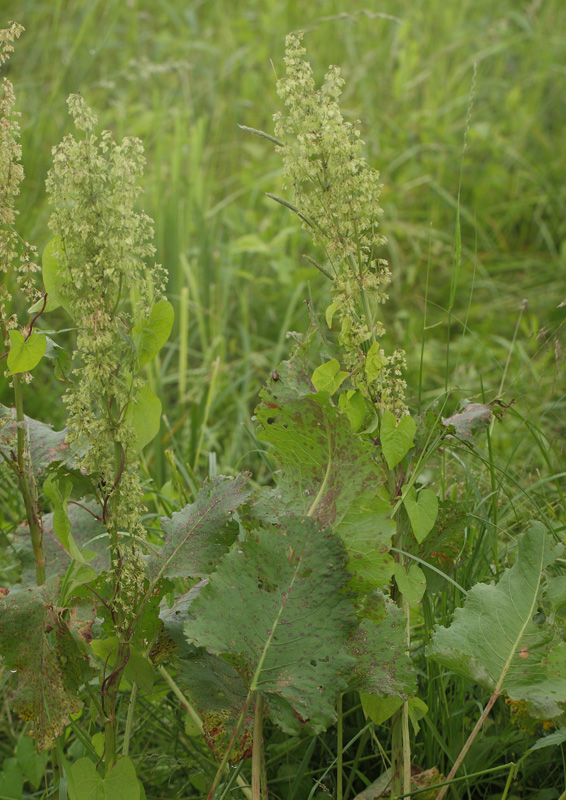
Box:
[14,501,109,585]
[427,522,566,718]
[184,516,356,734]
[0,406,70,476]
[146,474,251,582]
[0,584,93,749]
[158,588,254,762]
[256,338,394,594]
[349,601,416,699]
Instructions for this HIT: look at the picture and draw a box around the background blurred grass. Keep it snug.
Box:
[1,3,566,796]
[2,0,564,493]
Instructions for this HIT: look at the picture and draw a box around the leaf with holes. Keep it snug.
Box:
[184,516,356,735]
[147,474,251,582]
[428,522,566,718]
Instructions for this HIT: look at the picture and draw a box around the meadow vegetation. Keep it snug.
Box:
[0,1,565,799]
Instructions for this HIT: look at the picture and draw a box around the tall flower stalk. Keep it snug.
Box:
[273,31,408,418]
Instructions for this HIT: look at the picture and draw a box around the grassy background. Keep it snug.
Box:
[1,0,566,797]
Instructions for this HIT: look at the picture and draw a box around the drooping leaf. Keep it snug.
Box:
[131,299,175,367]
[529,726,566,752]
[442,402,492,443]
[124,383,161,454]
[184,516,356,735]
[402,487,439,544]
[0,406,70,476]
[7,331,46,375]
[14,501,108,585]
[43,475,90,564]
[428,522,566,718]
[0,584,92,749]
[365,342,387,383]
[349,601,416,699]
[146,474,251,582]
[380,411,416,470]
[68,756,140,800]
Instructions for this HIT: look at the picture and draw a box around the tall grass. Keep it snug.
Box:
[1,3,565,795]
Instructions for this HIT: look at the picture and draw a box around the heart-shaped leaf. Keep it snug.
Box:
[7,330,46,375]
[403,488,439,544]
[311,358,348,394]
[68,756,140,800]
[380,411,416,469]
[393,563,426,605]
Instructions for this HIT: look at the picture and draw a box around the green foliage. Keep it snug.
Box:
[0,11,564,800]
[428,522,566,718]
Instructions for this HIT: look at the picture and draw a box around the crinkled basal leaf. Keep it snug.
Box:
[14,501,108,585]
[185,516,356,734]
[258,347,393,593]
[0,406,69,476]
[147,474,251,581]
[428,522,566,718]
[159,588,255,762]
[349,602,416,699]
[0,584,92,749]
[442,402,492,443]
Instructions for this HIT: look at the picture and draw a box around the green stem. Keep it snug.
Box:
[158,665,203,732]
[122,682,138,757]
[337,693,343,800]
[251,694,264,800]
[434,691,499,800]
[13,373,45,585]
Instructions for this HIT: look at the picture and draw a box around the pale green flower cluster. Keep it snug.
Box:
[274,32,408,416]
[46,95,166,539]
[0,23,40,346]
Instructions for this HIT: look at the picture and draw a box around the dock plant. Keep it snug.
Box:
[0,22,564,800]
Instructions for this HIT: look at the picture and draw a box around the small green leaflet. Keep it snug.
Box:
[68,756,140,800]
[380,411,416,469]
[311,359,348,394]
[7,330,46,375]
[365,342,387,383]
[124,383,161,454]
[338,389,366,431]
[402,487,439,544]
[41,236,72,314]
[393,563,426,605]
[43,475,93,564]
[131,299,174,367]
[428,522,566,718]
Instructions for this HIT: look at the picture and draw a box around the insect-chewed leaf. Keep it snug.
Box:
[184,516,356,734]
[0,584,93,749]
[146,474,251,581]
[427,522,566,718]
